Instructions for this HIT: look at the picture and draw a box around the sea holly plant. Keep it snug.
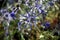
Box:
[0,0,59,40]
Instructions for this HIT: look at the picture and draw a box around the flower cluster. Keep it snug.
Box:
[0,0,58,30]
[0,0,59,39]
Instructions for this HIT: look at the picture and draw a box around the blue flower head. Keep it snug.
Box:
[49,2,54,6]
[41,10,45,14]
[5,14,8,17]
[10,11,15,17]
[18,22,21,25]
[44,22,50,28]
[18,22,21,30]
[27,20,29,22]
